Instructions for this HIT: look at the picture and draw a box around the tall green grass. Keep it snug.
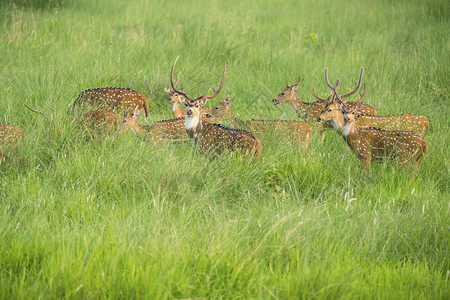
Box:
[0,0,448,298]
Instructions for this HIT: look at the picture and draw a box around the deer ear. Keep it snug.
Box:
[179,97,188,106]
[356,101,363,112]
[290,85,299,93]
[164,87,172,95]
[131,107,141,119]
[199,98,208,107]
[223,96,233,107]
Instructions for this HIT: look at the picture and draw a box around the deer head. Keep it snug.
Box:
[206,93,233,119]
[170,56,226,131]
[316,80,347,128]
[272,77,304,105]
[164,74,186,105]
[341,87,368,129]
[120,107,141,134]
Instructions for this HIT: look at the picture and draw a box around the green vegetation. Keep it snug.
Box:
[0,0,448,298]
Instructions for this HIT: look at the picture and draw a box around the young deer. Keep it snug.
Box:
[170,56,262,157]
[316,85,430,137]
[71,87,150,119]
[164,86,222,123]
[121,108,188,143]
[207,94,312,147]
[326,88,428,169]
[272,68,377,143]
[79,108,122,135]
[0,123,25,164]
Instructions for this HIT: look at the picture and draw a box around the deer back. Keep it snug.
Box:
[345,101,377,115]
[197,122,262,157]
[81,109,121,130]
[348,127,427,165]
[245,119,312,145]
[73,87,149,118]
[355,114,429,137]
[0,124,25,148]
[146,118,188,142]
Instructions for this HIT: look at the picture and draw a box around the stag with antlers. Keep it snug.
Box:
[317,83,429,137]
[170,56,262,157]
[272,67,377,143]
[322,86,428,170]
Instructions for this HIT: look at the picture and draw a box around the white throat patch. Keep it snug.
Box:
[342,123,352,137]
[185,114,200,132]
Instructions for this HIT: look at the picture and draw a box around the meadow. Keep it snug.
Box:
[0,0,448,298]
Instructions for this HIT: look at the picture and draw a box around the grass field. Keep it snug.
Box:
[0,0,448,298]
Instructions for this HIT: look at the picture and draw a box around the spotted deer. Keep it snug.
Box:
[121,108,188,143]
[0,123,25,164]
[207,94,312,147]
[272,67,377,143]
[79,108,122,135]
[316,84,430,137]
[170,56,262,157]
[164,86,222,123]
[71,87,150,120]
[326,87,428,170]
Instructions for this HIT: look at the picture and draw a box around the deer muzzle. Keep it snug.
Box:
[186,108,193,116]
[316,117,323,122]
[272,99,279,105]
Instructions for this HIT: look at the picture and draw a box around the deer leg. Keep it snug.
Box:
[319,128,325,144]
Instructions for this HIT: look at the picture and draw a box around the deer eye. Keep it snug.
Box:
[215,107,219,110]
[281,92,285,96]
[328,109,332,112]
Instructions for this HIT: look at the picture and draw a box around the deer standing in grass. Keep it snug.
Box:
[0,123,25,164]
[121,108,188,142]
[316,84,430,137]
[71,87,150,120]
[164,86,222,123]
[207,94,312,147]
[323,87,428,170]
[170,56,262,157]
[272,68,377,143]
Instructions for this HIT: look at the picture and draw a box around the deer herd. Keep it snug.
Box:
[1,56,429,172]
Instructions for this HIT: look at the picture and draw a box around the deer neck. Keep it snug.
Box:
[221,109,243,128]
[129,122,147,138]
[342,121,358,148]
[185,114,202,141]
[172,100,183,118]
[330,114,345,133]
[290,94,308,115]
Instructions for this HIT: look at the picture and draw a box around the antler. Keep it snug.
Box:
[355,83,367,105]
[324,68,334,90]
[313,78,340,101]
[202,62,227,100]
[287,77,304,88]
[340,67,364,98]
[171,56,193,100]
